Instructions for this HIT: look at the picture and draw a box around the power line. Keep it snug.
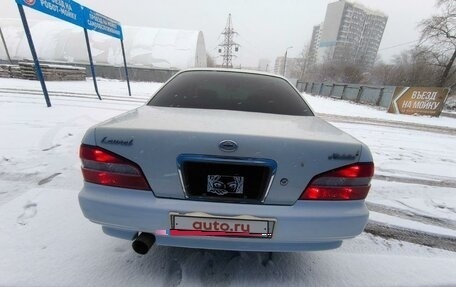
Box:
[379,40,419,51]
[235,21,262,52]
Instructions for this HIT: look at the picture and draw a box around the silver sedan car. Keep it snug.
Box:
[78,69,374,254]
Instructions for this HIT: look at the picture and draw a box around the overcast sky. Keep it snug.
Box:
[0,0,439,67]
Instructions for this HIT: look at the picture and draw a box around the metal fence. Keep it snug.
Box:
[296,81,396,108]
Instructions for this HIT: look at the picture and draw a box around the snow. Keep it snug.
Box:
[368,180,456,222]
[332,121,456,179]
[304,94,456,129]
[0,78,456,286]
[305,95,456,233]
[369,211,456,238]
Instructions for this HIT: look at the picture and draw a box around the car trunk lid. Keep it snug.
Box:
[90,106,364,205]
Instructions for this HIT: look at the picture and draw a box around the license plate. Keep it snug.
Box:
[207,175,244,196]
[170,213,275,238]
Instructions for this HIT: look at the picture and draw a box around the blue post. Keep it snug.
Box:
[17,4,51,107]
[84,28,101,100]
[121,40,131,96]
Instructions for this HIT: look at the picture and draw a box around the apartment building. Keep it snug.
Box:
[307,0,387,68]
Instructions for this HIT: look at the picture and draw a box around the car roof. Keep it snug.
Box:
[178,68,287,80]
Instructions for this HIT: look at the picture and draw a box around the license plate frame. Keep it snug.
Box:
[170,213,275,238]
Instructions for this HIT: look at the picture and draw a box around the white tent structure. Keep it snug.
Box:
[0,18,207,69]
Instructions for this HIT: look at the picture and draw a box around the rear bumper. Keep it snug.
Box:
[79,183,369,252]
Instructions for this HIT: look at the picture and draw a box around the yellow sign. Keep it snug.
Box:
[388,87,450,117]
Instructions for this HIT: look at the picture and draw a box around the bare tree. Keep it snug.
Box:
[305,45,367,84]
[337,64,365,83]
[369,46,441,86]
[369,62,395,85]
[419,0,456,86]
[295,45,309,81]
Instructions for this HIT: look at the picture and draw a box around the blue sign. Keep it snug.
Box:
[16,0,131,107]
[83,8,123,40]
[16,0,123,40]
[16,0,85,28]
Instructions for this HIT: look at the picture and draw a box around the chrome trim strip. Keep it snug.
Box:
[177,162,189,199]
[261,174,276,203]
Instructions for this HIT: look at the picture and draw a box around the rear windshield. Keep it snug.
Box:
[148,71,313,116]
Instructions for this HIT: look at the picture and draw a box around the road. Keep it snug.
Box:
[318,113,456,135]
[1,85,456,251]
[318,113,456,250]
[1,80,455,286]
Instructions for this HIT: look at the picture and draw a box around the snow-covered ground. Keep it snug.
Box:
[305,94,456,128]
[0,78,455,286]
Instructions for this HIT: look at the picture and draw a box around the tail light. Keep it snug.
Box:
[80,144,151,190]
[299,162,374,200]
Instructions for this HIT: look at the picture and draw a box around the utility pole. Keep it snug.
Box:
[283,46,293,77]
[218,13,239,68]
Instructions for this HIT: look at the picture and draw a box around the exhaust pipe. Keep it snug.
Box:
[132,232,156,255]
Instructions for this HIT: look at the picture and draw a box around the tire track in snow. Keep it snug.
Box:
[0,95,133,112]
[165,259,183,287]
[318,113,456,135]
[0,88,148,103]
[0,87,149,101]
[366,202,456,230]
[0,89,146,112]
[365,202,456,252]
[365,221,456,252]
[374,174,456,188]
